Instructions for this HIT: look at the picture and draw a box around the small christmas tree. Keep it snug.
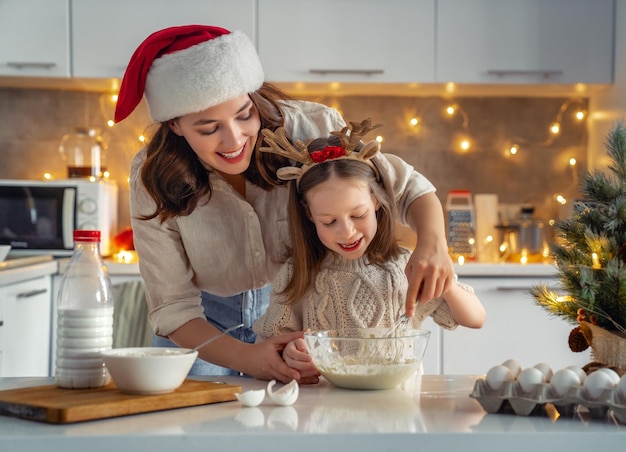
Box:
[531,121,626,345]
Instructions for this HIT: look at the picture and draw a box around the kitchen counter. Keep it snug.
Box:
[454,262,557,277]
[0,256,57,286]
[0,374,623,451]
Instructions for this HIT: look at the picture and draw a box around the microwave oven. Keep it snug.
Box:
[0,179,118,256]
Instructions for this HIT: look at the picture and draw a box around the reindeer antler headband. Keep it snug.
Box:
[260,118,383,189]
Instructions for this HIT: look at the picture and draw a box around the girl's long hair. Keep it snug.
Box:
[139,82,292,222]
[282,136,401,304]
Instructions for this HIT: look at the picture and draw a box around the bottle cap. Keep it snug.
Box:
[73,230,101,242]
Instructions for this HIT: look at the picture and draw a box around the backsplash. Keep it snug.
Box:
[0,87,588,230]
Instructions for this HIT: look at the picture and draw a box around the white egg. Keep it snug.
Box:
[486,365,515,391]
[235,389,266,407]
[550,368,581,397]
[267,379,299,406]
[565,365,587,384]
[583,370,617,400]
[533,362,554,382]
[516,367,546,393]
[596,367,620,385]
[501,358,522,378]
[617,374,626,398]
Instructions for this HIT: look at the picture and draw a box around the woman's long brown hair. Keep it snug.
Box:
[139,82,292,222]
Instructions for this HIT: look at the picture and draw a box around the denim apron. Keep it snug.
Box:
[152,286,271,376]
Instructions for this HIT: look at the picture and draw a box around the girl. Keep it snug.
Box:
[115,25,455,382]
[253,120,486,382]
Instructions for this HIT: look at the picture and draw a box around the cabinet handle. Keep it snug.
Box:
[496,286,562,292]
[486,70,563,78]
[17,288,48,298]
[309,69,384,76]
[6,62,57,69]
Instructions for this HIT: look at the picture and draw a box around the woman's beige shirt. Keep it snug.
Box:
[130,100,436,336]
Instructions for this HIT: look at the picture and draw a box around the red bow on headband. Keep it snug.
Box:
[309,146,347,163]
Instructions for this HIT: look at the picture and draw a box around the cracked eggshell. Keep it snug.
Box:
[267,379,299,406]
[235,389,266,407]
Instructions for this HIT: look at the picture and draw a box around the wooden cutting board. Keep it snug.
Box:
[0,379,241,424]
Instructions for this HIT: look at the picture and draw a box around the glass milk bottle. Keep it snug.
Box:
[56,230,114,388]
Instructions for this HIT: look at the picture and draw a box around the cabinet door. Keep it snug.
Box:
[0,0,70,77]
[0,276,52,377]
[442,277,591,375]
[436,0,614,84]
[72,0,256,78]
[259,0,435,83]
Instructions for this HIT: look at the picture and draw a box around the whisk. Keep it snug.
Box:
[384,313,410,338]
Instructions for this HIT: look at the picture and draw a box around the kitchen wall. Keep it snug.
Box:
[0,87,588,230]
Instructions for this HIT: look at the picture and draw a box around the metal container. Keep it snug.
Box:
[496,207,551,263]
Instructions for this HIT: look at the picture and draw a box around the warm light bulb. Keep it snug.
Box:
[111,94,118,102]
[376,135,383,143]
[107,119,115,127]
[569,158,577,166]
[554,194,566,204]
[575,110,586,121]
[410,117,420,127]
[43,173,52,180]
[446,82,456,93]
[592,252,601,269]
[485,235,493,244]
[457,255,465,265]
[550,122,561,135]
[446,105,456,116]
[139,135,146,142]
[468,238,475,245]
[509,144,519,155]
[460,139,471,151]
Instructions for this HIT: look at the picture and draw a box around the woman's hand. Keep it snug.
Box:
[283,338,320,384]
[240,332,306,383]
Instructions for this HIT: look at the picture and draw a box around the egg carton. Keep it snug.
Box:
[470,378,626,422]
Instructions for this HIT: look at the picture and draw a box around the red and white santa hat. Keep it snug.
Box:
[114,24,264,123]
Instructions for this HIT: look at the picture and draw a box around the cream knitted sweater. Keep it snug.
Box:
[253,248,472,341]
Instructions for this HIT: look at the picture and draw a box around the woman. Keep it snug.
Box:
[114,24,454,383]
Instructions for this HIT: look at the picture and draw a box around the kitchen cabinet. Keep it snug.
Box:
[0,0,70,78]
[71,0,256,78]
[436,0,615,84]
[258,0,435,83]
[0,275,51,377]
[442,276,591,375]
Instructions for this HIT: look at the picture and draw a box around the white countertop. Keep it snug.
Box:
[0,259,58,286]
[0,374,623,451]
[454,262,557,277]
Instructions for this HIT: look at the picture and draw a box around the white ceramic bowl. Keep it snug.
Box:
[304,328,430,390]
[101,347,197,394]
[0,245,11,263]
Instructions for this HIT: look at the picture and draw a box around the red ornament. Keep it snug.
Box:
[309,146,346,163]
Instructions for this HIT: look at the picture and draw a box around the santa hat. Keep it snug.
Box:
[114,24,264,123]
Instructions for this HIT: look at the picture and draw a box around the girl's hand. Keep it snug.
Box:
[405,241,454,316]
[241,332,304,383]
[283,338,320,384]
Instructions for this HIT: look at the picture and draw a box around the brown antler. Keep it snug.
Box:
[260,128,314,165]
[331,118,383,153]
